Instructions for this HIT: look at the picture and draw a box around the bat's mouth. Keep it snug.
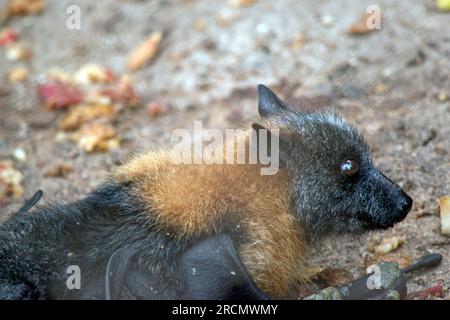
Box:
[357,212,403,231]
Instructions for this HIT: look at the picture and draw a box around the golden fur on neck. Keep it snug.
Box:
[113,131,308,297]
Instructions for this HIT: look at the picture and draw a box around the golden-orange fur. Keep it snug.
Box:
[114,131,308,297]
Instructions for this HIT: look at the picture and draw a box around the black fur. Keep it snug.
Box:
[256,85,412,243]
[0,182,192,299]
[0,183,261,300]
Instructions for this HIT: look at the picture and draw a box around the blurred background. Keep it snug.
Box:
[0,0,449,298]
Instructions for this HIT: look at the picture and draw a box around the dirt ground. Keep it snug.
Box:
[0,0,449,299]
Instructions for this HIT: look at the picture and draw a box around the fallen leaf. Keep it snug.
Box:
[313,268,353,287]
[117,75,140,107]
[47,68,74,84]
[0,28,18,46]
[217,10,237,27]
[75,123,119,153]
[59,104,117,131]
[291,33,307,49]
[37,81,84,110]
[363,252,412,269]
[43,162,73,177]
[440,196,450,236]
[374,83,387,94]
[8,66,28,82]
[95,75,140,107]
[39,65,140,153]
[147,101,171,117]
[348,12,379,35]
[437,0,450,11]
[370,236,405,255]
[0,160,23,205]
[127,32,162,71]
[228,0,255,8]
[5,0,45,18]
[406,283,444,300]
[74,64,116,85]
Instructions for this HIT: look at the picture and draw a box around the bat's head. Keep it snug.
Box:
[253,85,412,241]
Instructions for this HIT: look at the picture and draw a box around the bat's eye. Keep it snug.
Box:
[340,159,359,177]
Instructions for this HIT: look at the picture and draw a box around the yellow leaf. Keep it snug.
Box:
[437,0,450,11]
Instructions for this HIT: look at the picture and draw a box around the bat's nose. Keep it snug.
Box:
[393,192,413,223]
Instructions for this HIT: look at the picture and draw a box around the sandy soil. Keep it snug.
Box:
[0,0,449,298]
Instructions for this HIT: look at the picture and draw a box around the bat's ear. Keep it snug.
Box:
[251,122,274,152]
[251,122,287,168]
[257,84,289,118]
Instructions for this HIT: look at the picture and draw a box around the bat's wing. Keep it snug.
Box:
[12,190,43,215]
[105,246,133,300]
[178,233,269,299]
[104,234,269,300]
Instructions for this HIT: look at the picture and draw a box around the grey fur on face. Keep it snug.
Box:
[255,85,412,243]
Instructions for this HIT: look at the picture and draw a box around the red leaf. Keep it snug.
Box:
[37,81,84,110]
[0,29,18,46]
[406,283,444,300]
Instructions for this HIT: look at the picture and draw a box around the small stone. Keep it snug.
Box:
[437,92,448,102]
[303,287,343,300]
[321,14,334,27]
[13,148,26,162]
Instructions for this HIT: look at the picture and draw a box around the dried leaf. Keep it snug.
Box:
[43,162,73,177]
[291,33,307,49]
[40,65,140,153]
[74,64,116,85]
[8,66,28,82]
[59,104,117,131]
[348,12,379,35]
[437,0,450,11]
[440,196,450,236]
[5,0,45,18]
[127,32,162,71]
[406,283,444,300]
[96,75,140,107]
[75,123,119,153]
[47,68,74,84]
[0,28,18,46]
[313,268,353,287]
[363,252,412,269]
[0,161,23,205]
[370,236,405,255]
[228,0,255,8]
[147,101,171,117]
[37,81,84,110]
